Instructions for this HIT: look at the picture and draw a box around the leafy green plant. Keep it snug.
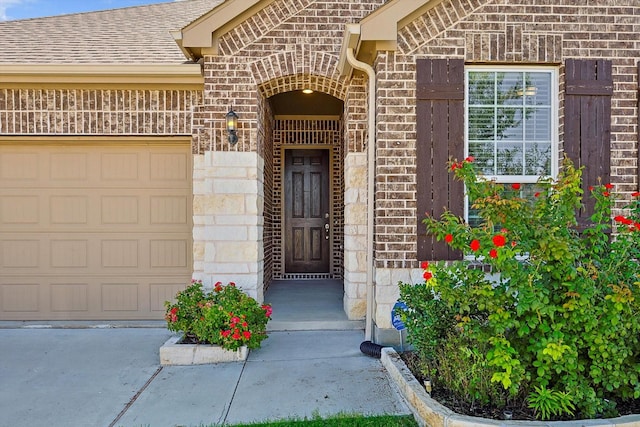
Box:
[527,385,575,420]
[401,156,640,420]
[165,280,272,350]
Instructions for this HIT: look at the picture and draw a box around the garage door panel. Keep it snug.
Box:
[150,152,189,181]
[149,283,185,312]
[101,196,140,225]
[150,196,188,224]
[51,283,89,312]
[50,152,89,180]
[51,196,89,225]
[101,152,139,181]
[1,195,40,224]
[1,284,40,312]
[0,151,39,180]
[2,240,40,268]
[0,142,192,320]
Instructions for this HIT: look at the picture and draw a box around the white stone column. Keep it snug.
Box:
[192,151,264,302]
[373,268,424,329]
[343,152,368,319]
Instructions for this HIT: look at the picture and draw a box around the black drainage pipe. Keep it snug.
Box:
[360,340,384,359]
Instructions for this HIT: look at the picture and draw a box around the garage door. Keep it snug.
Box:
[0,141,192,320]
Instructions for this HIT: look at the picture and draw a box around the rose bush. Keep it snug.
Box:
[400,157,640,420]
[165,280,272,351]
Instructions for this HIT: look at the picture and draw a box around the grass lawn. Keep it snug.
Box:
[225,413,418,426]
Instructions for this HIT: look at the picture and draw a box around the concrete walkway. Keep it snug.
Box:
[0,327,410,427]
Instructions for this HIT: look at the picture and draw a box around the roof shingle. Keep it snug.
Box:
[0,0,223,64]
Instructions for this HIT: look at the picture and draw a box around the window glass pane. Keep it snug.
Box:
[469,106,495,141]
[524,142,552,175]
[496,142,524,175]
[497,72,524,106]
[468,72,495,105]
[524,107,550,141]
[525,73,551,104]
[469,140,494,174]
[467,69,553,180]
[497,107,524,141]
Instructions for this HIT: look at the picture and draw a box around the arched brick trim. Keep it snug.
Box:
[251,51,347,99]
[257,73,346,101]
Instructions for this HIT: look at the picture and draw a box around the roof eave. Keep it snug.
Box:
[338,0,438,76]
[178,0,274,58]
[0,64,204,88]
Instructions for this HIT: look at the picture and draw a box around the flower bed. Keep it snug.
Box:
[164,280,272,355]
[382,347,640,427]
[400,158,640,420]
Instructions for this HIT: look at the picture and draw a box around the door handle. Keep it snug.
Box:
[325,223,330,239]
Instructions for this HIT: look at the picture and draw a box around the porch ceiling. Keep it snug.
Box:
[270,90,343,116]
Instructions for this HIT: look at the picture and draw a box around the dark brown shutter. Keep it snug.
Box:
[564,59,612,225]
[416,58,464,261]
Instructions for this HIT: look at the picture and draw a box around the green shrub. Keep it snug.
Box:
[401,157,640,419]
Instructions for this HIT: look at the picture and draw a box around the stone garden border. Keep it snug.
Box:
[381,347,640,427]
[159,335,248,366]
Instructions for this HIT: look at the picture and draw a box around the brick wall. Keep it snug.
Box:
[193,0,385,155]
[373,0,640,271]
[0,89,201,135]
[371,0,640,330]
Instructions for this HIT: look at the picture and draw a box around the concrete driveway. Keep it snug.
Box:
[0,327,410,427]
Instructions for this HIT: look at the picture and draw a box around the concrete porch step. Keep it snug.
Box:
[267,319,365,332]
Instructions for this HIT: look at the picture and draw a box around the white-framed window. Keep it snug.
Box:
[465,66,559,226]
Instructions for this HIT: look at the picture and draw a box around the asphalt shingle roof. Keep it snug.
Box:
[0,0,223,64]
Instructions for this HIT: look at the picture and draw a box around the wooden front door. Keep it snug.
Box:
[284,149,330,273]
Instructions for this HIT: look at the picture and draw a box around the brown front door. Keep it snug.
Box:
[284,149,330,273]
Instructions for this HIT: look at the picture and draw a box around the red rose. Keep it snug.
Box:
[421,261,429,269]
[444,234,453,243]
[604,183,614,189]
[489,249,498,258]
[511,183,521,190]
[470,240,480,251]
[423,271,433,280]
[243,331,252,340]
[492,235,506,247]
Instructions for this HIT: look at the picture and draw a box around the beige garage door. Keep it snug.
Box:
[0,140,192,320]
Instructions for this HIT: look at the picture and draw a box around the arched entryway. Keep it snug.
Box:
[265,90,344,280]
[257,74,368,325]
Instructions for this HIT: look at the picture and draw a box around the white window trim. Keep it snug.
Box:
[463,65,560,221]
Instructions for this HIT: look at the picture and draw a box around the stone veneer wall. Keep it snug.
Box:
[192,151,264,302]
[370,0,640,331]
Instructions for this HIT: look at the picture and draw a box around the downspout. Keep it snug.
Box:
[345,48,376,342]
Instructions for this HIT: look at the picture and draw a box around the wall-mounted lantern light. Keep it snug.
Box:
[226,107,239,145]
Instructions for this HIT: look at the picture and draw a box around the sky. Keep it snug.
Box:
[0,0,183,21]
